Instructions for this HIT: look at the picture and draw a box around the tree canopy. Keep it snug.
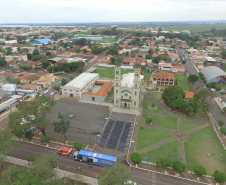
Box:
[162,85,185,109]
[98,163,133,185]
[188,74,199,83]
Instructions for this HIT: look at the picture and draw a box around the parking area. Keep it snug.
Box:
[46,99,110,144]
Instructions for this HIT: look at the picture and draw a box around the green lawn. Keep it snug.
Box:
[142,93,167,115]
[143,70,152,86]
[182,120,204,132]
[105,90,114,103]
[218,85,226,90]
[152,114,178,131]
[95,66,132,79]
[163,23,226,32]
[141,140,180,163]
[136,127,172,151]
[175,74,192,91]
[184,126,226,174]
[153,92,163,101]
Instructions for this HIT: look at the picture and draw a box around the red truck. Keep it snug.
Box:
[58,147,73,156]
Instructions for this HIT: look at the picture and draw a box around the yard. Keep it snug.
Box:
[136,126,172,151]
[142,93,168,115]
[146,114,178,131]
[175,74,192,91]
[182,120,204,132]
[105,90,114,103]
[95,66,132,79]
[184,126,226,174]
[143,70,152,86]
[141,140,180,163]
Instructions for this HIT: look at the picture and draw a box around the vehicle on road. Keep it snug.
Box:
[50,92,55,96]
[71,150,117,167]
[39,93,44,96]
[58,147,73,156]
[124,180,137,185]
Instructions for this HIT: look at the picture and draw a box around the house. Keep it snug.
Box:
[150,71,175,87]
[172,66,186,73]
[158,60,172,71]
[168,52,180,62]
[98,59,110,64]
[123,57,136,66]
[20,74,41,84]
[184,91,195,100]
[106,55,113,59]
[21,84,41,95]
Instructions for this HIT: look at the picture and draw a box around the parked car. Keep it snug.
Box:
[39,93,44,96]
[50,92,55,96]
[124,180,137,185]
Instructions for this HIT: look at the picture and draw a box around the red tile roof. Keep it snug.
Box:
[123,57,135,63]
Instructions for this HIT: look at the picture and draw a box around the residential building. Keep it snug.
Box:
[150,71,175,87]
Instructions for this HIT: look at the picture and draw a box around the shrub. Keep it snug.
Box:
[216,86,222,91]
[145,116,153,124]
[27,155,36,162]
[223,107,226,112]
[74,141,84,151]
[213,170,226,183]
[25,131,35,140]
[220,128,226,135]
[172,160,186,173]
[156,159,172,168]
[41,136,50,144]
[78,68,83,73]
[218,120,224,127]
[130,152,142,164]
[194,165,206,177]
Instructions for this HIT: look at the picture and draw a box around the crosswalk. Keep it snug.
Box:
[152,173,156,185]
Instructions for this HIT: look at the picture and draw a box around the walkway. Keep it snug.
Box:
[137,90,212,165]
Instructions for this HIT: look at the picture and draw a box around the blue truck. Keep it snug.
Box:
[71,150,117,167]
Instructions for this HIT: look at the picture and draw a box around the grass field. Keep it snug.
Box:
[153,91,163,101]
[143,70,152,86]
[95,66,132,79]
[142,114,178,131]
[141,140,180,163]
[105,90,114,103]
[218,85,226,90]
[175,74,192,91]
[136,127,172,151]
[163,23,226,32]
[182,120,204,132]
[184,126,226,174]
[142,93,167,115]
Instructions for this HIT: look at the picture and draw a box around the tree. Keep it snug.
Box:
[82,49,88,53]
[61,78,68,86]
[183,98,199,115]
[172,160,186,173]
[194,165,206,177]
[130,152,142,164]
[162,85,185,109]
[54,86,60,91]
[218,120,224,126]
[16,36,26,43]
[53,112,70,141]
[74,141,84,151]
[156,159,172,168]
[216,86,222,91]
[145,116,152,124]
[42,60,50,69]
[27,53,32,60]
[223,107,226,112]
[70,76,74,80]
[98,163,132,185]
[8,96,55,137]
[0,57,7,67]
[78,68,83,73]
[182,60,186,64]
[213,170,226,183]
[32,49,40,55]
[46,51,51,57]
[204,61,208,65]
[25,130,35,140]
[221,50,226,59]
[188,74,199,84]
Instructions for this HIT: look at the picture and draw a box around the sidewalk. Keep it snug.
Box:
[4,156,98,185]
[214,97,224,111]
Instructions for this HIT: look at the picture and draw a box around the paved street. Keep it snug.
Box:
[8,141,206,185]
[46,100,110,144]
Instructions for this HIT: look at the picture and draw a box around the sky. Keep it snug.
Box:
[0,0,226,23]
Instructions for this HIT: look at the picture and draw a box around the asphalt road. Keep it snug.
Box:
[8,141,206,185]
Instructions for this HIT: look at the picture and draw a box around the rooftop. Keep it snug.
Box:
[121,73,144,88]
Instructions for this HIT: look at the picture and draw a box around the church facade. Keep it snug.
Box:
[114,66,146,110]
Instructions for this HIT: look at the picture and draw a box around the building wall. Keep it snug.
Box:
[81,94,104,102]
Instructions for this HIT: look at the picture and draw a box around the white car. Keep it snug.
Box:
[39,93,44,96]
[50,92,55,96]
[124,180,137,185]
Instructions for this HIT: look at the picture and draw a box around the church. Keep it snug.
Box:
[114,66,146,110]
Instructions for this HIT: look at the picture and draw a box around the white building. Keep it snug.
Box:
[62,73,99,98]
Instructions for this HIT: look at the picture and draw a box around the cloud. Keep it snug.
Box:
[0,0,226,23]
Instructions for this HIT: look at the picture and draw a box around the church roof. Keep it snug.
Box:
[121,73,144,88]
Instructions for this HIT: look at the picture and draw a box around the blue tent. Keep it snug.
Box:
[31,39,52,44]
